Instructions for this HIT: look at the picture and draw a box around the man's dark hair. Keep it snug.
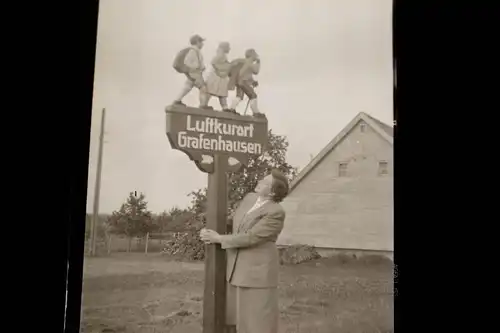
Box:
[270,169,289,203]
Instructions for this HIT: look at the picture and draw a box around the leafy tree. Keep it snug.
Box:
[187,188,207,215]
[153,206,197,235]
[153,211,169,233]
[107,192,155,251]
[169,209,195,232]
[85,213,111,241]
[165,206,193,231]
[168,206,184,217]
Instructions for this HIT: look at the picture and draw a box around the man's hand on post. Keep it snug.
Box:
[200,228,222,244]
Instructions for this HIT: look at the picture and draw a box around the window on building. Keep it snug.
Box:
[338,162,348,177]
[378,161,388,175]
[360,123,366,132]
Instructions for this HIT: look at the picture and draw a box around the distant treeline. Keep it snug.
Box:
[84,209,195,240]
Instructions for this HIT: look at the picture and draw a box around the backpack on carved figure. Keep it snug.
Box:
[227,58,246,91]
[172,48,191,74]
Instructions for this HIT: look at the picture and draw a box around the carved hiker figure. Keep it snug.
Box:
[201,42,233,112]
[172,35,206,107]
[228,49,264,118]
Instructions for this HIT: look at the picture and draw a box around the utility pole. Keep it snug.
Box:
[90,108,106,256]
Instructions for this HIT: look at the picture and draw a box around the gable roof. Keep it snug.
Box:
[364,113,394,137]
[289,112,393,192]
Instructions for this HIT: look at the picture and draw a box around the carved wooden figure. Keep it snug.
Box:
[172,34,207,108]
[202,42,233,113]
[228,49,264,118]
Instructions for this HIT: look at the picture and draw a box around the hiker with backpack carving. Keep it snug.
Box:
[201,41,233,112]
[228,49,265,118]
[172,35,207,107]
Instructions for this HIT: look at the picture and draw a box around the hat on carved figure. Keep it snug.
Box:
[190,34,205,45]
[218,42,231,53]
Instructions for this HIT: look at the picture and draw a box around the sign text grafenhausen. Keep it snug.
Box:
[179,115,261,154]
[165,105,268,172]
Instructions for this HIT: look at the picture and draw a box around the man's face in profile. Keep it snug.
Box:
[255,174,273,197]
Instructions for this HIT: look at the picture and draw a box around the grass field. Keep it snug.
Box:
[81,254,394,333]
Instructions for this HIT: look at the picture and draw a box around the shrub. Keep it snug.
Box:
[315,252,393,267]
[161,230,205,261]
[279,245,321,265]
[160,212,207,261]
[358,254,393,266]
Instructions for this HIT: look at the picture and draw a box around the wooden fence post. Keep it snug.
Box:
[107,234,112,255]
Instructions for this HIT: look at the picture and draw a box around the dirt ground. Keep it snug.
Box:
[81,254,394,333]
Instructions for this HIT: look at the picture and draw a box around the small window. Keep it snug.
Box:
[378,161,388,175]
[338,163,348,177]
[360,123,366,132]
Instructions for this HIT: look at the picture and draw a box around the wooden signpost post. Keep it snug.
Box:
[165,104,268,333]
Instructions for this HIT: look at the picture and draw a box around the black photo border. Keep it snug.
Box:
[15,0,489,332]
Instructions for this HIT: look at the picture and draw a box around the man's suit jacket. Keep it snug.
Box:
[220,192,286,288]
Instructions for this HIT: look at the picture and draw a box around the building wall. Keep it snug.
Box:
[277,120,393,252]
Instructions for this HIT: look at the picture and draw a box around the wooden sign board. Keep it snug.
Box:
[165,105,268,173]
[165,104,268,333]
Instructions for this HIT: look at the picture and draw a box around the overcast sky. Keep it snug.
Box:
[87,0,393,214]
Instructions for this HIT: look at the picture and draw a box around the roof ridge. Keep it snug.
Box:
[288,112,392,193]
[361,112,393,136]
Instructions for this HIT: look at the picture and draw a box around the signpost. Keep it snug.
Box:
[165,104,268,333]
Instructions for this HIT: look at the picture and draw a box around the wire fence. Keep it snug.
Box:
[84,233,175,256]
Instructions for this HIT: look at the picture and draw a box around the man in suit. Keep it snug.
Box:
[200,169,289,333]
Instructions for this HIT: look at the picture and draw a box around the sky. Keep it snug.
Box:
[87,0,393,214]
